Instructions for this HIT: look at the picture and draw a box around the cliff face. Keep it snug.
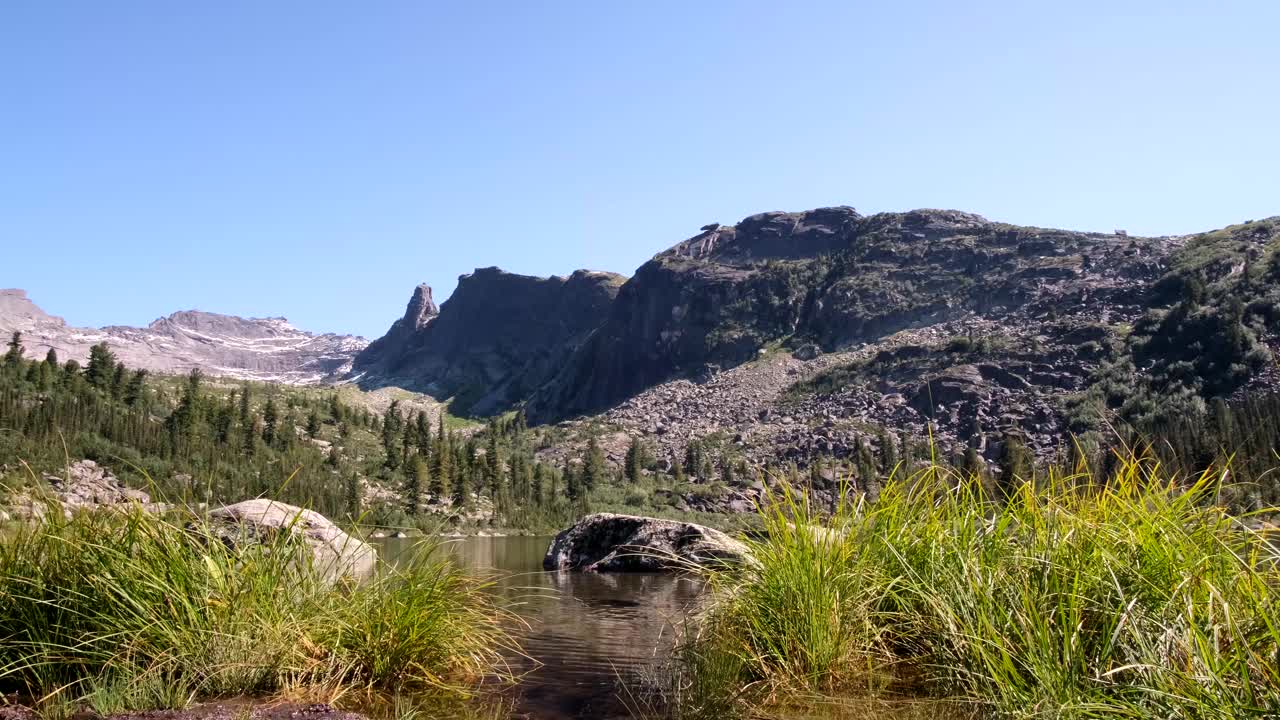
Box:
[352,268,625,415]
[0,290,367,384]
[529,206,1180,421]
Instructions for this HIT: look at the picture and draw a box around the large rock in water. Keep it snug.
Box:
[205,500,376,581]
[543,513,750,572]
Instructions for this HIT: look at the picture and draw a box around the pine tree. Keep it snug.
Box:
[486,431,502,498]
[998,431,1032,500]
[167,370,202,451]
[583,435,607,493]
[877,428,898,475]
[240,419,256,457]
[624,437,644,484]
[262,398,279,446]
[345,473,362,520]
[124,369,147,406]
[426,444,449,502]
[329,393,343,422]
[401,417,414,467]
[306,411,321,439]
[110,363,127,400]
[684,442,701,479]
[85,342,117,389]
[43,347,57,368]
[531,463,547,507]
[405,456,426,515]
[382,400,401,470]
[720,458,735,486]
[4,331,23,369]
[433,418,453,500]
[415,412,431,456]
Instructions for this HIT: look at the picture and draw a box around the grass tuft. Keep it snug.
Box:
[684,455,1280,718]
[0,501,512,714]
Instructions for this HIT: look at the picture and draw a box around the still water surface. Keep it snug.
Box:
[377,535,706,720]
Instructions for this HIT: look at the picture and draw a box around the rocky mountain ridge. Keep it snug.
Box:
[363,206,1280,472]
[352,267,626,415]
[0,289,367,384]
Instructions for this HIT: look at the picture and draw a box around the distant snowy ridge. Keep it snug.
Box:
[0,289,368,385]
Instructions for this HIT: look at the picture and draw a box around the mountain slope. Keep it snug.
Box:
[0,289,367,384]
[529,207,1180,423]
[352,267,625,415]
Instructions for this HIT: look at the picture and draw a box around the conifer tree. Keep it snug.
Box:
[426,444,449,502]
[998,431,1032,500]
[401,417,414,467]
[415,412,431,456]
[720,458,735,486]
[382,400,401,470]
[85,342,117,389]
[583,435,607,493]
[110,363,127,399]
[433,417,452,497]
[672,460,687,485]
[405,456,426,515]
[624,436,644,484]
[452,459,469,507]
[345,472,362,520]
[531,462,547,507]
[125,369,147,406]
[262,398,278,446]
[877,428,898,475]
[306,411,321,439]
[239,385,252,431]
[4,331,23,369]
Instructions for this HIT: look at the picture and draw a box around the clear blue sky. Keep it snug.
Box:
[2,2,1277,338]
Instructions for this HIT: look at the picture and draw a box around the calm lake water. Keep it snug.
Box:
[376,535,707,720]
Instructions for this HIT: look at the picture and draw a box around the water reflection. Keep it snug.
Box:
[377,535,705,720]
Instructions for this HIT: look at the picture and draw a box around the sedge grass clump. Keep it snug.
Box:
[689,455,1280,718]
[0,502,511,713]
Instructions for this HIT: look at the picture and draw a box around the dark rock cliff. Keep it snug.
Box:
[529,206,1179,421]
[353,268,625,415]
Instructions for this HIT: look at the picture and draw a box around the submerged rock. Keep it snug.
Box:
[205,499,376,581]
[544,513,750,572]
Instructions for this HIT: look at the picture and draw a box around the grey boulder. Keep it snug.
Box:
[204,499,376,581]
[544,513,750,572]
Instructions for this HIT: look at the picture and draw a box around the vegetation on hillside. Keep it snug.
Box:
[0,332,733,532]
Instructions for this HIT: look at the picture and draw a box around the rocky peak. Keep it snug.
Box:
[353,266,625,416]
[661,206,862,264]
[402,284,438,331]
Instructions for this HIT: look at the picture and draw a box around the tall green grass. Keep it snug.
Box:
[0,502,512,714]
[686,456,1280,718]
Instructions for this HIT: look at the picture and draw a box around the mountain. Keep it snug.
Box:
[352,267,626,415]
[517,208,1280,467]
[0,289,368,384]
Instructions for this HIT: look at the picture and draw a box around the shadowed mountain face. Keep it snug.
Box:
[0,290,367,384]
[526,206,1183,422]
[352,268,626,416]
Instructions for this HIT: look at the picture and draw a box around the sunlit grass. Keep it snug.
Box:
[684,454,1280,718]
[0,500,513,716]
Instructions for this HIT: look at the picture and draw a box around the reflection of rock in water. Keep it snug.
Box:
[375,535,706,720]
